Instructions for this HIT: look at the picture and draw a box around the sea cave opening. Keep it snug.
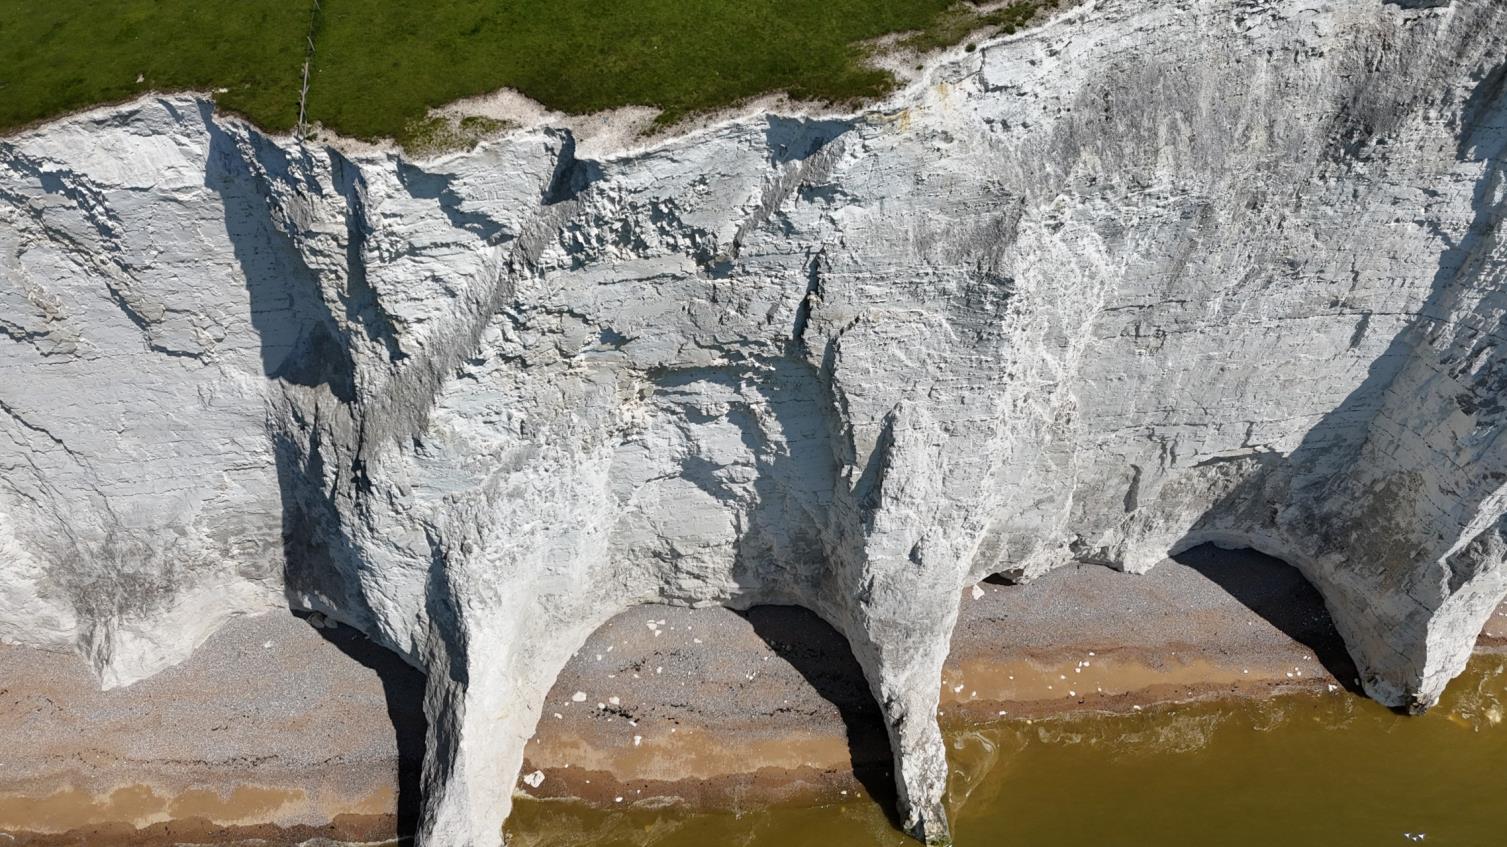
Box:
[505,603,898,841]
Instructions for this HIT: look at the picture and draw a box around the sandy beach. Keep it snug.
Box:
[4,545,1504,844]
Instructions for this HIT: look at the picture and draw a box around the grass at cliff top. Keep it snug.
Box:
[0,0,1044,145]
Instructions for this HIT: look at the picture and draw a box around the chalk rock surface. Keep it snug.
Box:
[3,0,1506,843]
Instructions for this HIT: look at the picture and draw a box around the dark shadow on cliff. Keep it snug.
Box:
[742,605,900,823]
[298,611,427,843]
[1171,54,1507,646]
[203,101,388,618]
[1172,544,1363,694]
[200,101,356,402]
[764,115,852,164]
[203,100,422,832]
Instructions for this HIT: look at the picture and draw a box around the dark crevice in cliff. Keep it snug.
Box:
[852,409,900,530]
[542,130,604,207]
[332,150,408,365]
[790,247,826,352]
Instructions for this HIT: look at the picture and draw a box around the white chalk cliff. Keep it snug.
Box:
[2,0,1505,842]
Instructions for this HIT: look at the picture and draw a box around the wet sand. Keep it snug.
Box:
[4,546,1505,843]
[0,612,422,844]
[515,546,1388,810]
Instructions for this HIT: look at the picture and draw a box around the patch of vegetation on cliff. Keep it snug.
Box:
[402,114,515,157]
[2,0,1054,145]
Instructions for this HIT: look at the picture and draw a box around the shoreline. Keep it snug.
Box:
[4,547,1505,844]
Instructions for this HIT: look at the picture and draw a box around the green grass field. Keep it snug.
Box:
[1,1,1046,146]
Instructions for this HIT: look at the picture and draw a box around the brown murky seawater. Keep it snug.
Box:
[506,654,1507,847]
[0,785,322,833]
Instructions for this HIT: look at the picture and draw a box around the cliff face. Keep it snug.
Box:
[2,0,1505,843]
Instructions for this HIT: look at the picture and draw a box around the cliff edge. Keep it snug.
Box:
[3,0,1506,843]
